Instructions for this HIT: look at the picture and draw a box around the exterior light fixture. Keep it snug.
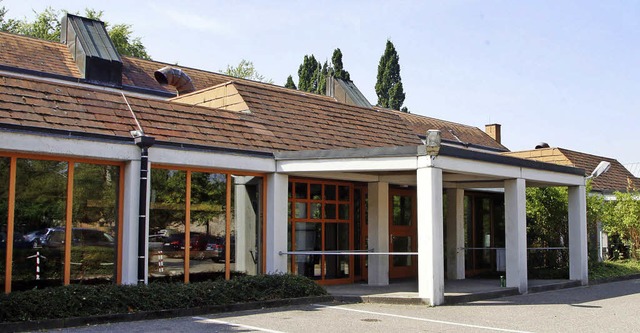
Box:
[587,161,611,179]
[425,129,441,156]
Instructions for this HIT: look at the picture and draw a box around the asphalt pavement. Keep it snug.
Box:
[36,278,640,333]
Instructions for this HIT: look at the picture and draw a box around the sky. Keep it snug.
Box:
[2,1,639,167]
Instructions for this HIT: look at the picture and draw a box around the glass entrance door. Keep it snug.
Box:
[389,188,417,279]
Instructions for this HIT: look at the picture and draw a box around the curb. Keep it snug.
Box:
[0,295,334,333]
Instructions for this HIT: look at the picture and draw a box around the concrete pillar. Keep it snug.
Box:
[417,166,444,306]
[234,176,258,275]
[568,185,588,285]
[266,173,288,273]
[504,178,527,293]
[368,181,389,286]
[121,160,142,285]
[446,188,465,280]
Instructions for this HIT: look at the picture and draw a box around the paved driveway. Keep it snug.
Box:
[41,278,640,333]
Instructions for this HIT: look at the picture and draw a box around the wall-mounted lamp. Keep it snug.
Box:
[425,129,441,157]
[587,161,611,180]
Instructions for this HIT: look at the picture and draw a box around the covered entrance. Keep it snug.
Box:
[271,144,588,306]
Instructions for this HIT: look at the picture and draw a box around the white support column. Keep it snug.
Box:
[446,188,465,280]
[417,166,444,306]
[121,160,141,285]
[266,173,289,273]
[569,185,588,285]
[368,181,389,286]
[234,176,258,275]
[504,178,527,293]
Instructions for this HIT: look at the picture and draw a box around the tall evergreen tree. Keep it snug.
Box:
[375,40,406,111]
[297,54,319,92]
[316,61,329,95]
[331,48,350,81]
[284,75,297,89]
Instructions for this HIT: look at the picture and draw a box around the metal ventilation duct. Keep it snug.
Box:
[154,66,196,96]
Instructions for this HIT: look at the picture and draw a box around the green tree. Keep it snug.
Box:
[221,59,273,83]
[526,181,607,262]
[284,75,297,89]
[297,54,319,93]
[0,5,150,59]
[375,40,406,111]
[331,48,350,81]
[601,188,640,259]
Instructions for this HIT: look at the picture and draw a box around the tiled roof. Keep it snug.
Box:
[228,81,422,150]
[558,148,638,193]
[387,110,509,151]
[0,31,81,78]
[504,148,638,193]
[0,31,500,152]
[0,74,422,153]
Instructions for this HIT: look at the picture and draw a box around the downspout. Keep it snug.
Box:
[134,135,155,284]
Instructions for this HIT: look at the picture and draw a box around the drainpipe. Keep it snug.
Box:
[134,135,155,284]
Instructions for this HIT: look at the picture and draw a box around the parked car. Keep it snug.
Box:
[25,228,114,248]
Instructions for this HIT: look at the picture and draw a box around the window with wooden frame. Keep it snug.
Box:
[287,178,353,284]
[149,165,265,283]
[0,153,124,293]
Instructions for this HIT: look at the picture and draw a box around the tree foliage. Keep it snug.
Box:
[297,54,320,93]
[284,75,296,89]
[331,48,350,81]
[222,59,273,84]
[601,187,640,259]
[0,4,150,59]
[375,40,406,111]
[526,181,606,261]
[293,48,351,95]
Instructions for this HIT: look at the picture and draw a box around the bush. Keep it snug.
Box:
[589,259,640,280]
[0,274,327,322]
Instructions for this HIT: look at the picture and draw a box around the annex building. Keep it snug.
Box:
[0,15,590,305]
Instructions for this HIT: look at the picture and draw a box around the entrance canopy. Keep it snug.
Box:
[275,144,585,187]
[273,144,587,306]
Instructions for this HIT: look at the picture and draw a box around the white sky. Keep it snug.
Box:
[3,1,639,166]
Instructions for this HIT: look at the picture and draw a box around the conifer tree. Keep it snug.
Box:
[331,48,350,81]
[375,40,406,111]
[297,55,319,92]
[284,75,297,89]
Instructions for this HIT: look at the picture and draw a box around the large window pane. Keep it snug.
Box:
[14,159,67,290]
[71,163,119,284]
[294,222,321,280]
[149,169,186,281]
[230,175,262,276]
[0,157,9,292]
[189,172,226,281]
[325,223,349,279]
[392,195,412,226]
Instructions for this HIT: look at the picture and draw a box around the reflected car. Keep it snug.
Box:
[148,234,168,250]
[208,236,236,263]
[26,228,114,248]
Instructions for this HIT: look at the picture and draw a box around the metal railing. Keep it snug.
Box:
[279,250,418,256]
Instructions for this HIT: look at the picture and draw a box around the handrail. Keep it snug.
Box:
[278,250,418,256]
[460,247,568,251]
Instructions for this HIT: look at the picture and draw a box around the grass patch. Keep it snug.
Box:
[589,259,640,280]
[0,274,327,322]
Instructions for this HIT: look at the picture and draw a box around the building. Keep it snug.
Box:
[0,15,589,305]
